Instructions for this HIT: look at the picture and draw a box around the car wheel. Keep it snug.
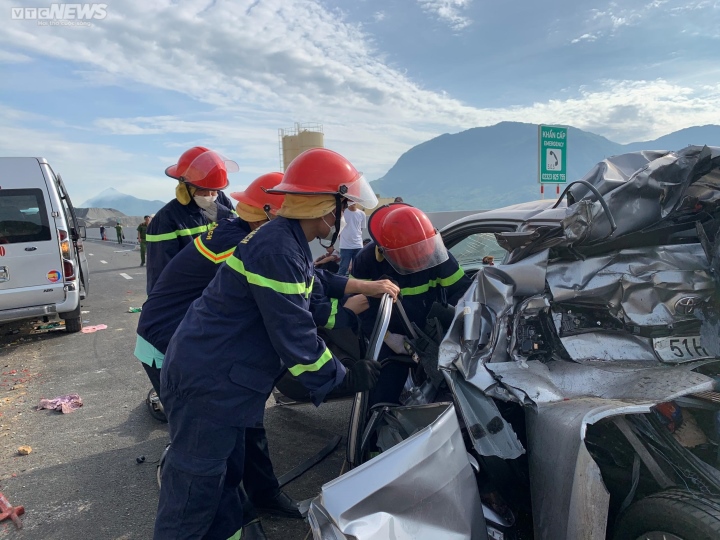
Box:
[64,316,82,333]
[613,489,720,540]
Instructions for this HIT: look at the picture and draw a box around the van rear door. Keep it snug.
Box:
[0,164,66,311]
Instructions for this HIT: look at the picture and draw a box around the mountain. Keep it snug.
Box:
[371,122,720,211]
[80,188,165,216]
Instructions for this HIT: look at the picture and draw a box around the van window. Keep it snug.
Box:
[0,188,52,244]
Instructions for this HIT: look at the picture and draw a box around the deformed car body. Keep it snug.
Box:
[309,145,720,540]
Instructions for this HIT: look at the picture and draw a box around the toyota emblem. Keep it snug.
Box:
[674,296,702,316]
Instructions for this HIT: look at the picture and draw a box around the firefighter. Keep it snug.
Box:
[145,147,237,294]
[137,172,385,540]
[154,148,398,539]
[350,202,472,405]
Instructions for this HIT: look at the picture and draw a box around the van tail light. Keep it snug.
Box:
[58,229,75,281]
[63,260,75,281]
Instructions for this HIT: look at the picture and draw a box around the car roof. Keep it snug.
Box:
[441,199,567,231]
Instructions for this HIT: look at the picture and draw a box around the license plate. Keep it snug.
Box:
[653,335,712,363]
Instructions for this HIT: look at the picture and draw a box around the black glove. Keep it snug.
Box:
[339,360,381,393]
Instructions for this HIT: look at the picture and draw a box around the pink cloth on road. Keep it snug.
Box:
[37,393,83,414]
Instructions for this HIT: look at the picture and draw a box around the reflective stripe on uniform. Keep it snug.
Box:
[194,236,235,264]
[288,347,333,376]
[146,224,212,242]
[400,267,465,296]
[226,255,314,297]
[325,298,339,329]
[227,528,242,540]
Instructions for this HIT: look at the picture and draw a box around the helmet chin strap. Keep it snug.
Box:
[318,195,344,248]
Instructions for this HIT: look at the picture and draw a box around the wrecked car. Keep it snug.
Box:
[309,145,720,540]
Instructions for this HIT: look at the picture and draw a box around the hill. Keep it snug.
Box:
[371,123,720,211]
[80,188,164,216]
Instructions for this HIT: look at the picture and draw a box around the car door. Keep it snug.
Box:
[53,172,89,297]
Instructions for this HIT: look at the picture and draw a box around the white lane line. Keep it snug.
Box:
[88,253,94,256]
[120,273,133,280]
[100,260,108,264]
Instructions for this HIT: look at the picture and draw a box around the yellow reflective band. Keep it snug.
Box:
[227,528,242,540]
[146,224,211,242]
[437,267,465,287]
[400,267,465,296]
[226,255,313,296]
[324,298,339,329]
[194,236,235,264]
[289,347,333,376]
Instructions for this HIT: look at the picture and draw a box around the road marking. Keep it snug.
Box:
[120,273,133,280]
[114,250,134,253]
[100,260,108,264]
[88,253,94,256]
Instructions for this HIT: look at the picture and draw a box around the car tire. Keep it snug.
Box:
[64,315,82,333]
[613,489,720,540]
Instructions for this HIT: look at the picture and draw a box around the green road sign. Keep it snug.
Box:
[538,125,567,183]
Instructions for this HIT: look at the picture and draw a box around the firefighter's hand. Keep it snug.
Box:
[343,294,369,315]
[340,360,381,393]
[384,331,410,355]
[356,279,399,300]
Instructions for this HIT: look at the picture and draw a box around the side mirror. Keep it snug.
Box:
[78,225,87,240]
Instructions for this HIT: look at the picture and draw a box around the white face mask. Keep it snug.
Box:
[193,194,218,210]
[320,213,346,241]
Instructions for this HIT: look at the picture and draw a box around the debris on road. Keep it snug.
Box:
[17,445,32,455]
[81,324,108,334]
[0,492,24,529]
[127,307,142,313]
[37,393,83,414]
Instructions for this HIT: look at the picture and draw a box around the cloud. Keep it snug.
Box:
[0,49,32,63]
[417,0,473,30]
[572,0,719,43]
[373,11,385,22]
[0,0,719,203]
[570,33,598,44]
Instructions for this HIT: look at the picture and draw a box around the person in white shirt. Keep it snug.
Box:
[338,203,366,275]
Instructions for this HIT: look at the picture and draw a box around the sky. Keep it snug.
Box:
[0,0,719,204]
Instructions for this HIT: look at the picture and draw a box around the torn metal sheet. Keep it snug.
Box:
[446,370,525,459]
[562,146,720,245]
[308,404,488,540]
[547,243,713,327]
[488,359,715,404]
[439,250,549,381]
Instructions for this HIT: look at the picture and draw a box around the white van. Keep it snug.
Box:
[0,157,89,332]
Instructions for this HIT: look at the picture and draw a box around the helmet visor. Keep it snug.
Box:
[381,232,449,275]
[182,151,238,189]
[341,174,378,209]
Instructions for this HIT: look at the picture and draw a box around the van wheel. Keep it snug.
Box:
[613,489,720,540]
[65,316,82,333]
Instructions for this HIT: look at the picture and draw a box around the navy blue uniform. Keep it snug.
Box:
[350,241,471,404]
[145,192,235,294]
[351,241,471,336]
[311,269,358,331]
[138,218,249,357]
[154,217,346,539]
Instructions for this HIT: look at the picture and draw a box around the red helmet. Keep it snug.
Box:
[230,172,285,215]
[368,203,448,274]
[267,148,378,208]
[165,147,239,190]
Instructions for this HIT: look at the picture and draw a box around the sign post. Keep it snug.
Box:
[538,125,568,195]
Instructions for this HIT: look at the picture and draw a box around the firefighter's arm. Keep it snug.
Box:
[236,254,346,405]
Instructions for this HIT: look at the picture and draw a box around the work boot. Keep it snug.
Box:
[145,389,167,423]
[242,519,268,540]
[255,491,302,519]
